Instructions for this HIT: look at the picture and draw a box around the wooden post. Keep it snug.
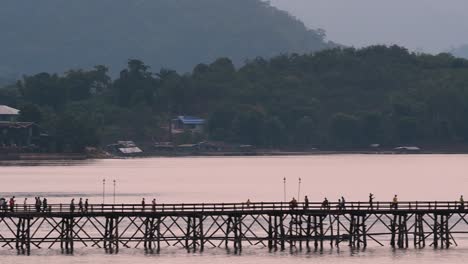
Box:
[199,215,204,252]
[225,216,231,249]
[186,216,191,251]
[306,215,311,251]
[433,214,438,248]
[390,214,397,248]
[280,214,285,251]
[268,215,273,250]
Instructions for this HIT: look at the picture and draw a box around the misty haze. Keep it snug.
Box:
[1,1,468,263]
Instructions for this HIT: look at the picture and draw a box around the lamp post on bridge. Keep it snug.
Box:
[113,180,116,204]
[102,179,106,204]
[283,177,286,202]
[298,177,302,202]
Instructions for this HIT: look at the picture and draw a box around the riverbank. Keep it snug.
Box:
[0,153,87,161]
[3,146,468,161]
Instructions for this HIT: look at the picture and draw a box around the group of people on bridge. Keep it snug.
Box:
[0,194,466,213]
[286,194,466,211]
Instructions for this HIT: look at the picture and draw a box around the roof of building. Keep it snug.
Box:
[0,121,35,129]
[174,116,205,125]
[118,147,143,154]
[394,146,421,151]
[0,105,20,115]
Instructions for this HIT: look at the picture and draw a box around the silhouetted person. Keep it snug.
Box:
[289,197,298,210]
[391,195,398,210]
[369,193,374,210]
[304,196,309,210]
[459,195,465,210]
[152,198,156,212]
[23,198,28,211]
[85,199,89,212]
[246,199,251,208]
[70,199,75,213]
[42,198,48,212]
[35,197,41,212]
[79,198,83,212]
[142,198,146,212]
[321,198,329,210]
[341,196,346,210]
[1,198,7,212]
[9,196,15,212]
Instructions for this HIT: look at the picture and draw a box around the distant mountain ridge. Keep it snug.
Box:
[0,0,335,77]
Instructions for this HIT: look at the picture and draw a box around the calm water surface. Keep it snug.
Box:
[1,154,468,263]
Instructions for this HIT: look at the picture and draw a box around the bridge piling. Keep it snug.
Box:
[60,217,74,254]
[104,217,118,253]
[15,217,31,255]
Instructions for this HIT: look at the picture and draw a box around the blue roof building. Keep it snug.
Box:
[172,116,205,134]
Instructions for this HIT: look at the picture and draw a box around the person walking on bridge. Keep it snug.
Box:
[152,198,156,212]
[321,198,330,210]
[84,199,89,213]
[246,199,251,208]
[70,198,75,213]
[304,196,309,210]
[35,197,41,212]
[78,198,83,213]
[23,198,28,212]
[42,198,48,212]
[9,196,15,212]
[369,193,374,210]
[142,198,146,212]
[289,197,298,210]
[340,196,346,210]
[459,195,465,210]
[391,195,398,210]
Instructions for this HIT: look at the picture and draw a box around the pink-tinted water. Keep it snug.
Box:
[0,154,467,263]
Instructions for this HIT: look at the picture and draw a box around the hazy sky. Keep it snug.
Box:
[269,0,468,53]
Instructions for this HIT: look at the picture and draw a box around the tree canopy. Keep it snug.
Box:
[2,46,468,151]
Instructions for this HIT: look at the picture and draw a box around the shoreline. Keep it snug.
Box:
[2,149,468,161]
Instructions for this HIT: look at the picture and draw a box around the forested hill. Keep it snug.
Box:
[2,46,468,151]
[0,0,333,78]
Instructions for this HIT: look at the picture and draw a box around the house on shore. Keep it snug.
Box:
[0,121,41,147]
[0,105,43,149]
[0,105,19,122]
[171,116,205,134]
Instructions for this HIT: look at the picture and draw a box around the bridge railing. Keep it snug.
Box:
[0,201,465,214]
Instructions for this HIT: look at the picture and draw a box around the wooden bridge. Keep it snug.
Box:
[1,201,468,255]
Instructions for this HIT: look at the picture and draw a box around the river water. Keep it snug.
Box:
[0,154,468,263]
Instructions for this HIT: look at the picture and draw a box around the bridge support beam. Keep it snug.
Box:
[104,217,119,253]
[225,215,242,252]
[15,217,31,255]
[185,215,204,252]
[414,213,426,248]
[144,217,161,252]
[268,214,285,251]
[60,217,74,254]
[349,214,367,249]
[390,214,408,249]
[433,213,451,248]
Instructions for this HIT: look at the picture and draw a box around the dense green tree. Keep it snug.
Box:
[18,104,42,123]
[113,60,158,107]
[294,116,318,147]
[4,45,468,151]
[330,113,361,147]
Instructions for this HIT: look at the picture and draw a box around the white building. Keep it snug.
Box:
[0,105,20,122]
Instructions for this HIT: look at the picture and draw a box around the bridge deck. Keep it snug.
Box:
[1,201,464,215]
